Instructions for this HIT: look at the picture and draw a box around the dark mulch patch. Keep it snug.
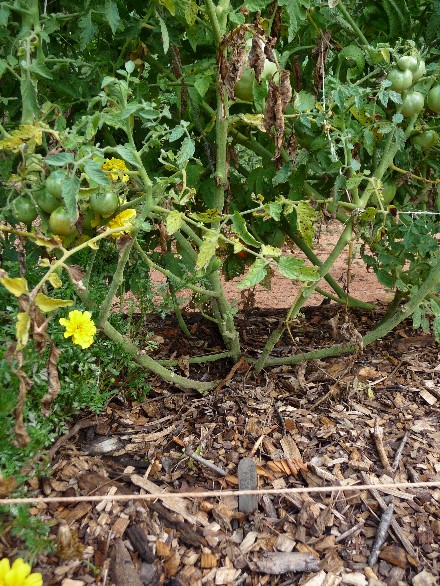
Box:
[2,306,440,585]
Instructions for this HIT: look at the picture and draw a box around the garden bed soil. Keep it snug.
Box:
[2,303,439,586]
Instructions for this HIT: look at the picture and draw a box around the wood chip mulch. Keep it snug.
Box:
[2,306,440,586]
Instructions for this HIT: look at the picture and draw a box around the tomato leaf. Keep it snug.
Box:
[61,175,80,222]
[166,210,183,235]
[237,258,268,289]
[83,159,110,186]
[277,257,318,282]
[104,0,120,35]
[45,153,74,166]
[196,232,218,271]
[0,274,29,297]
[78,12,97,49]
[293,201,316,247]
[35,293,74,312]
[157,13,169,54]
[16,312,30,350]
[113,145,140,168]
[231,210,261,248]
[176,136,195,167]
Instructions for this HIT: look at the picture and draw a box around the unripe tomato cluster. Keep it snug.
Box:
[387,52,439,149]
[11,169,122,236]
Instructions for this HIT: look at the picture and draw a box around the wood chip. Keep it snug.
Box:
[249,552,320,574]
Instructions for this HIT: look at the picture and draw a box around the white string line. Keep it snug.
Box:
[0,481,439,506]
[399,211,440,216]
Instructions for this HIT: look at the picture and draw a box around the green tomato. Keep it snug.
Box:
[387,68,413,93]
[400,91,424,117]
[412,130,439,150]
[234,59,278,102]
[90,191,119,218]
[36,189,61,213]
[45,170,66,199]
[412,60,426,82]
[49,207,77,236]
[427,85,440,114]
[371,180,397,207]
[12,197,39,224]
[397,56,418,72]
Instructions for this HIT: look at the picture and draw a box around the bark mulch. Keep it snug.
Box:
[2,306,440,586]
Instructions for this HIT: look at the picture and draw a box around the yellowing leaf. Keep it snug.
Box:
[166,210,183,235]
[35,293,74,312]
[196,232,219,271]
[16,312,30,349]
[0,275,29,297]
[0,123,43,153]
[159,0,175,15]
[261,244,282,258]
[35,235,62,250]
[49,273,63,289]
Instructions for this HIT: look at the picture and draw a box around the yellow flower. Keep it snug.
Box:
[101,158,129,182]
[0,557,43,586]
[106,208,136,238]
[59,310,96,349]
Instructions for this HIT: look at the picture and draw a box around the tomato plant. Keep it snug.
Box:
[12,197,38,224]
[412,130,439,150]
[427,85,440,114]
[90,192,119,218]
[49,207,77,236]
[387,68,413,92]
[400,91,424,117]
[35,189,61,214]
[45,171,65,199]
[397,56,418,72]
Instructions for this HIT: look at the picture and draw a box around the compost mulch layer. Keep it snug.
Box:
[3,306,440,586]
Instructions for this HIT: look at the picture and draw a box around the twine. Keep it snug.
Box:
[0,480,439,506]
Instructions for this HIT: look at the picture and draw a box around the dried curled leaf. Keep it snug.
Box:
[16,312,30,350]
[41,343,62,415]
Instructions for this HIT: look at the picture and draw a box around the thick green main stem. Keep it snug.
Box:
[101,322,217,393]
[255,218,355,372]
[262,256,440,367]
[202,0,241,359]
[255,120,419,372]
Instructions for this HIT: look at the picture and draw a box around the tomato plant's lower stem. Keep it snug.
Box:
[255,218,355,373]
[260,256,440,368]
[101,321,218,393]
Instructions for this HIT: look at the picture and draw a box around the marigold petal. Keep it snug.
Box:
[24,574,43,586]
[0,558,11,576]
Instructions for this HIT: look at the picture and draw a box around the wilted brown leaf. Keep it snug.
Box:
[41,343,62,415]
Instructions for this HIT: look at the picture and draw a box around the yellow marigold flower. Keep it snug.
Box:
[101,158,129,182]
[106,208,136,238]
[59,310,96,349]
[0,557,43,586]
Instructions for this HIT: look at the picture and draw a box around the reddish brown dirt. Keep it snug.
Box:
[148,221,391,310]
